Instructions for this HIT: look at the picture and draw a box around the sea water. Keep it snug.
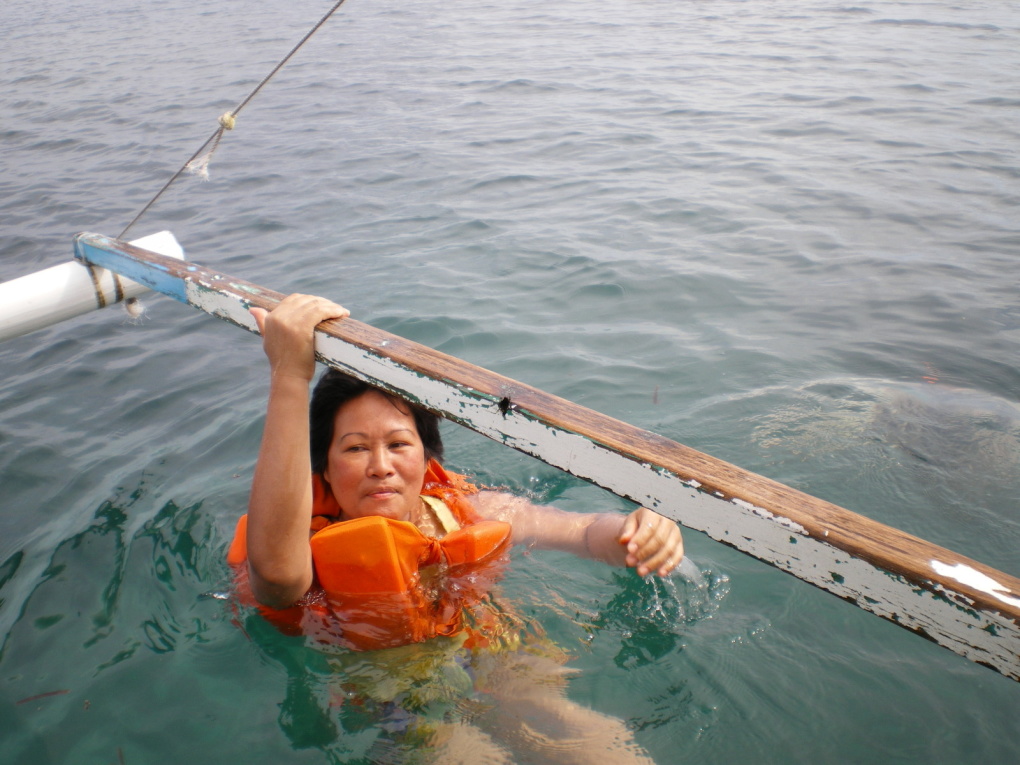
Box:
[1,0,1018,762]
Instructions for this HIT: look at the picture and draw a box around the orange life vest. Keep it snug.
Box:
[227,461,511,651]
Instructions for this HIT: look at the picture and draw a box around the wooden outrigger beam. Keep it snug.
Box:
[74,232,1020,682]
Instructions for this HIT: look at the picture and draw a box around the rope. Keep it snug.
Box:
[119,0,350,240]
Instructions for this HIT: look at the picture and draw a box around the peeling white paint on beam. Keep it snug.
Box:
[185,281,260,332]
[731,498,809,535]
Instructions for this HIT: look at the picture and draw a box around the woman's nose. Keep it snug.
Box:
[367,448,394,476]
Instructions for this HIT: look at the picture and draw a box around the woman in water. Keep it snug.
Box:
[237,293,685,763]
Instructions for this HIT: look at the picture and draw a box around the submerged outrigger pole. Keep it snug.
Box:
[33,233,1020,682]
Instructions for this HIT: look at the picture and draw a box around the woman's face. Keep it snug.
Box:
[323,391,427,522]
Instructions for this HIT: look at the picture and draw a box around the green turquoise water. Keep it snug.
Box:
[1,1,1018,762]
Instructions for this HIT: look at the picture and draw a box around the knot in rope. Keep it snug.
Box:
[118,0,350,240]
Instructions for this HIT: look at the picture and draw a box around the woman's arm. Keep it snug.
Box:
[471,491,684,577]
[246,294,349,607]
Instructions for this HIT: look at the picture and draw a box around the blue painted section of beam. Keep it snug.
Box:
[74,233,189,303]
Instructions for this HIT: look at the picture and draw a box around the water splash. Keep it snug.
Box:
[588,558,729,669]
[646,557,711,619]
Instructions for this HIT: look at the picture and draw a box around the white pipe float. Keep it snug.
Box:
[0,231,185,343]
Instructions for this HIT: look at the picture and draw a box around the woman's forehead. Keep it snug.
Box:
[333,391,418,432]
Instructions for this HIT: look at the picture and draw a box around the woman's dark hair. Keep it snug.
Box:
[309,369,443,475]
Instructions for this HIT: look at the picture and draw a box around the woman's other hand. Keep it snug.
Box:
[618,507,684,577]
[250,294,349,382]
[473,493,685,577]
